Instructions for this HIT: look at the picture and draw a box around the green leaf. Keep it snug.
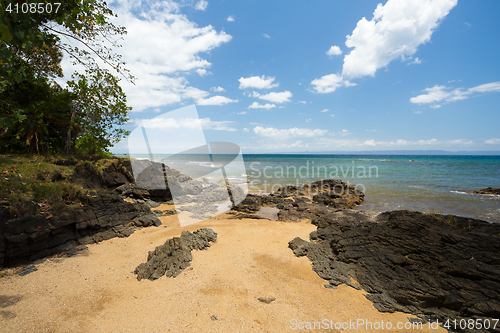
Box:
[0,24,13,42]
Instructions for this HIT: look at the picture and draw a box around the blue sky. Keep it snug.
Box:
[69,0,500,153]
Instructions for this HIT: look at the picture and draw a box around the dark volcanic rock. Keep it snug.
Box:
[232,179,364,221]
[290,210,500,331]
[473,187,500,196]
[134,228,217,281]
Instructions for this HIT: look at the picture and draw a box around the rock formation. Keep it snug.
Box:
[473,187,500,195]
[289,210,500,331]
[134,228,217,281]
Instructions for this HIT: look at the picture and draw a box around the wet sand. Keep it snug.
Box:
[0,212,446,332]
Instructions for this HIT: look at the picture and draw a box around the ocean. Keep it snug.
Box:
[126,153,500,223]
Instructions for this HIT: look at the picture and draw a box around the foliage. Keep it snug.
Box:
[66,69,131,155]
[0,0,133,85]
[0,0,134,156]
[0,71,73,153]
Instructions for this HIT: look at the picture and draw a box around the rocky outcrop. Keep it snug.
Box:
[134,228,217,281]
[0,192,159,267]
[289,210,500,331]
[473,187,500,195]
[231,179,364,221]
[0,159,165,269]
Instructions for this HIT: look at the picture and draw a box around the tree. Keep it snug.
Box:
[0,0,134,155]
[0,69,73,153]
[0,0,133,86]
[65,69,130,155]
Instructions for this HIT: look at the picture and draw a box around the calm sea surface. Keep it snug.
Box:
[128,154,500,223]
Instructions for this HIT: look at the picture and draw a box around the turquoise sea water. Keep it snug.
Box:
[243,154,500,223]
[127,153,500,223]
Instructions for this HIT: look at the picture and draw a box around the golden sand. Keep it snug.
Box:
[0,213,446,332]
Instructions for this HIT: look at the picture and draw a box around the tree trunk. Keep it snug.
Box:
[63,103,79,156]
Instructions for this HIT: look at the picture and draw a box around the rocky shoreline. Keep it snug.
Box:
[1,158,499,332]
[288,210,500,332]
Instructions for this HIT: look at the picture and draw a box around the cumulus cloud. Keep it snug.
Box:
[210,86,225,92]
[321,109,329,112]
[417,138,439,145]
[68,0,233,112]
[253,126,328,139]
[195,0,208,10]
[237,111,247,115]
[248,102,276,110]
[252,91,292,103]
[227,15,234,22]
[263,33,271,39]
[239,75,279,89]
[196,96,238,106]
[195,68,210,76]
[311,74,356,93]
[410,81,500,107]
[136,117,236,131]
[342,0,457,79]
[485,138,500,145]
[326,45,342,56]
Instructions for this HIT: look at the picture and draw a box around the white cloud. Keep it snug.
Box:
[339,129,352,136]
[200,119,237,131]
[468,82,500,93]
[409,57,422,65]
[243,128,249,132]
[410,81,500,106]
[195,68,210,76]
[326,45,342,56]
[153,108,161,113]
[239,75,279,90]
[298,101,307,104]
[311,74,356,93]
[306,118,312,122]
[227,15,234,22]
[196,95,238,106]
[321,108,329,112]
[364,139,376,147]
[248,102,276,110]
[447,139,473,145]
[410,85,450,104]
[252,91,292,103]
[210,86,225,92]
[417,138,439,145]
[237,111,247,115]
[342,0,457,79]
[253,126,328,139]
[263,33,271,39]
[485,138,500,145]
[91,0,233,112]
[136,117,235,131]
[195,0,208,11]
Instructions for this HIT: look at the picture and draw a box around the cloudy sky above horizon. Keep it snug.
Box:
[73,0,500,153]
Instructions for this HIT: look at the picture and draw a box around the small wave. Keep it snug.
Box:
[450,190,471,195]
[358,158,393,162]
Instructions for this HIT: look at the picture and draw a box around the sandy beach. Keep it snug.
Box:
[1,209,446,333]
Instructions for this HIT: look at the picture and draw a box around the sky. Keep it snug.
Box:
[60,0,500,153]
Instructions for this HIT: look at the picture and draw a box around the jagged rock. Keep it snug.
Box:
[289,210,500,332]
[473,187,500,195]
[134,228,217,281]
[232,179,364,221]
[132,215,162,227]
